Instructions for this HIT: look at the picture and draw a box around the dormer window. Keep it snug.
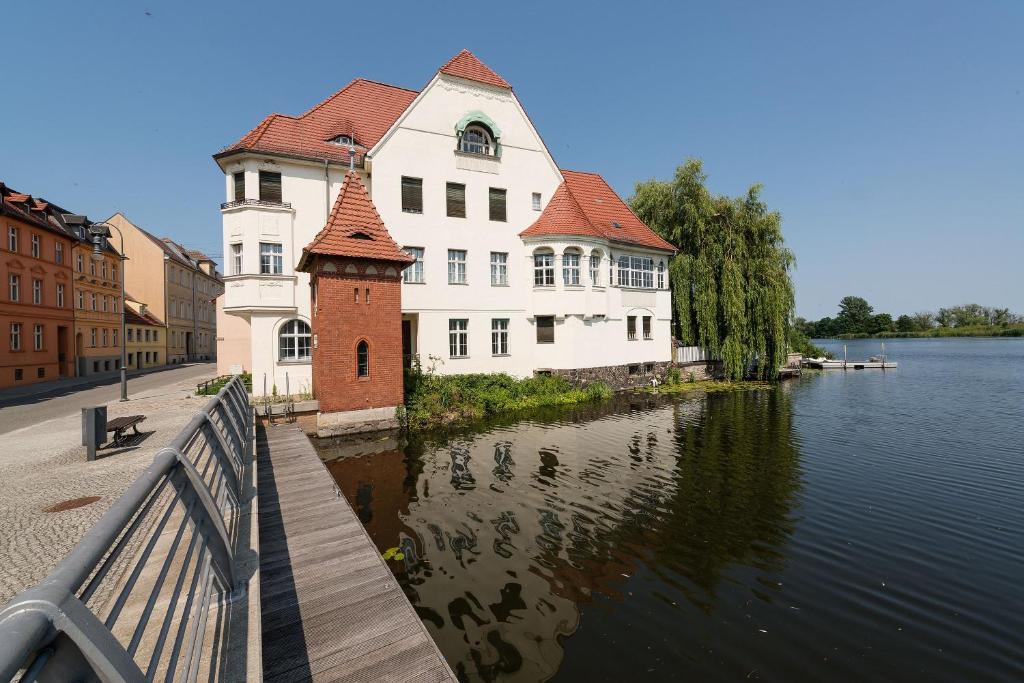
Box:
[329,135,354,146]
[460,125,494,155]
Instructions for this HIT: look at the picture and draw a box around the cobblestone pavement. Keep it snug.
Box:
[0,366,222,604]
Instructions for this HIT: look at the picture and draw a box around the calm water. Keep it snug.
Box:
[314,338,1024,682]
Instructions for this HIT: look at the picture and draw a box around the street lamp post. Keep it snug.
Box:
[89,222,128,401]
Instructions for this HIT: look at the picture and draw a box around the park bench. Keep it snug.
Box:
[106,415,146,446]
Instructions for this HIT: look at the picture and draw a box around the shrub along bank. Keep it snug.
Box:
[403,372,612,430]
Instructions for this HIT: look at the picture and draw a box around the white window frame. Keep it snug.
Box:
[617,255,655,289]
[562,251,581,286]
[449,319,469,358]
[91,328,97,347]
[34,324,44,351]
[8,226,18,252]
[8,274,19,302]
[491,318,509,355]
[531,192,542,211]
[55,242,63,264]
[279,319,311,362]
[259,242,283,275]
[533,251,555,287]
[447,249,467,285]
[230,243,243,275]
[657,260,665,289]
[32,279,41,305]
[590,251,601,285]
[30,234,40,258]
[490,252,508,286]
[56,284,64,308]
[403,247,424,283]
[460,125,493,155]
[10,323,21,351]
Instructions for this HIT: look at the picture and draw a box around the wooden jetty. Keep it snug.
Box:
[256,423,456,682]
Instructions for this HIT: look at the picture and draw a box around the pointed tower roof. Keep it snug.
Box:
[438,49,510,89]
[298,172,413,271]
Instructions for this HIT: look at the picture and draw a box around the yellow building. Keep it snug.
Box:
[65,219,123,377]
[104,213,223,365]
[124,302,165,370]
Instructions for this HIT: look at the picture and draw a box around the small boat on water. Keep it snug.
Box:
[802,344,898,370]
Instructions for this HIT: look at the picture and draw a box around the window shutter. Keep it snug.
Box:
[536,316,554,343]
[401,177,423,213]
[489,188,507,222]
[259,172,282,203]
[233,172,245,201]
[446,183,466,218]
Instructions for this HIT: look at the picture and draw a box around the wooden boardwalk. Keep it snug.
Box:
[256,423,456,682]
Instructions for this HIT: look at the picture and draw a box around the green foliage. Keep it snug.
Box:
[404,369,613,430]
[196,373,252,396]
[632,159,795,380]
[787,326,830,359]
[802,297,1021,338]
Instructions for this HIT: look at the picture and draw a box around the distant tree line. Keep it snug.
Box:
[797,296,1023,338]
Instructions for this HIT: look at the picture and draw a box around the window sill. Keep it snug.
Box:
[454,150,501,161]
[533,285,556,290]
[402,209,423,215]
[536,341,555,345]
[563,285,584,290]
[492,353,511,357]
[448,282,469,286]
[278,359,311,366]
[491,283,509,287]
[403,280,427,285]
[449,356,470,360]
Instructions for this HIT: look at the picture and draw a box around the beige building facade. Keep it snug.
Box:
[105,213,223,364]
[124,302,165,369]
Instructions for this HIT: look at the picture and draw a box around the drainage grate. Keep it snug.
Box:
[43,496,101,513]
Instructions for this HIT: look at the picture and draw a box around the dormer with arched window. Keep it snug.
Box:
[455,111,501,158]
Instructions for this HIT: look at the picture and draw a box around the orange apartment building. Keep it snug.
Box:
[1,183,76,388]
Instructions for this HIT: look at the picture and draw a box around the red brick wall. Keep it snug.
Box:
[310,257,404,413]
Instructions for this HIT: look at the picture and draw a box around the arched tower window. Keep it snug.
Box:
[562,248,581,286]
[357,340,369,377]
[533,248,555,287]
[279,319,311,361]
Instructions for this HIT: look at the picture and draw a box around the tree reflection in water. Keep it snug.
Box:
[320,388,801,683]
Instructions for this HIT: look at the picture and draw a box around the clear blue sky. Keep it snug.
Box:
[3,1,1021,319]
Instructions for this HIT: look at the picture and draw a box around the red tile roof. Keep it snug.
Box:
[220,79,418,164]
[438,49,510,89]
[521,170,676,252]
[298,172,413,269]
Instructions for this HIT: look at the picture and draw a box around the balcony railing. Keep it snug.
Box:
[220,198,292,210]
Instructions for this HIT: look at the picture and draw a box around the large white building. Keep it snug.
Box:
[214,50,675,397]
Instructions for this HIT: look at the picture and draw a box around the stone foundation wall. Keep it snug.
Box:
[674,361,721,382]
[551,360,723,390]
[551,361,674,390]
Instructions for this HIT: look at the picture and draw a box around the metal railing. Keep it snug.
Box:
[219,198,292,210]
[675,345,716,364]
[0,376,253,682]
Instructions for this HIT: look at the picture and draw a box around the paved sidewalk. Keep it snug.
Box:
[0,370,230,604]
[0,362,209,406]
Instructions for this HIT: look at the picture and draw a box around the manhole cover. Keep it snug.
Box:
[43,496,101,513]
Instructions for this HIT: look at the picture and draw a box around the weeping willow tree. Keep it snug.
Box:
[631,159,795,380]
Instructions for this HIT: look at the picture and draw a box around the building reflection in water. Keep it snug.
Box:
[319,389,801,683]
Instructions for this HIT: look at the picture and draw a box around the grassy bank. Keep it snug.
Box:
[404,372,612,430]
[836,324,1024,340]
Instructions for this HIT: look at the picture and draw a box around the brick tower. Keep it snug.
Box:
[297,171,413,435]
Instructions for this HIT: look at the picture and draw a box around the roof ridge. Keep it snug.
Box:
[437,49,511,89]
